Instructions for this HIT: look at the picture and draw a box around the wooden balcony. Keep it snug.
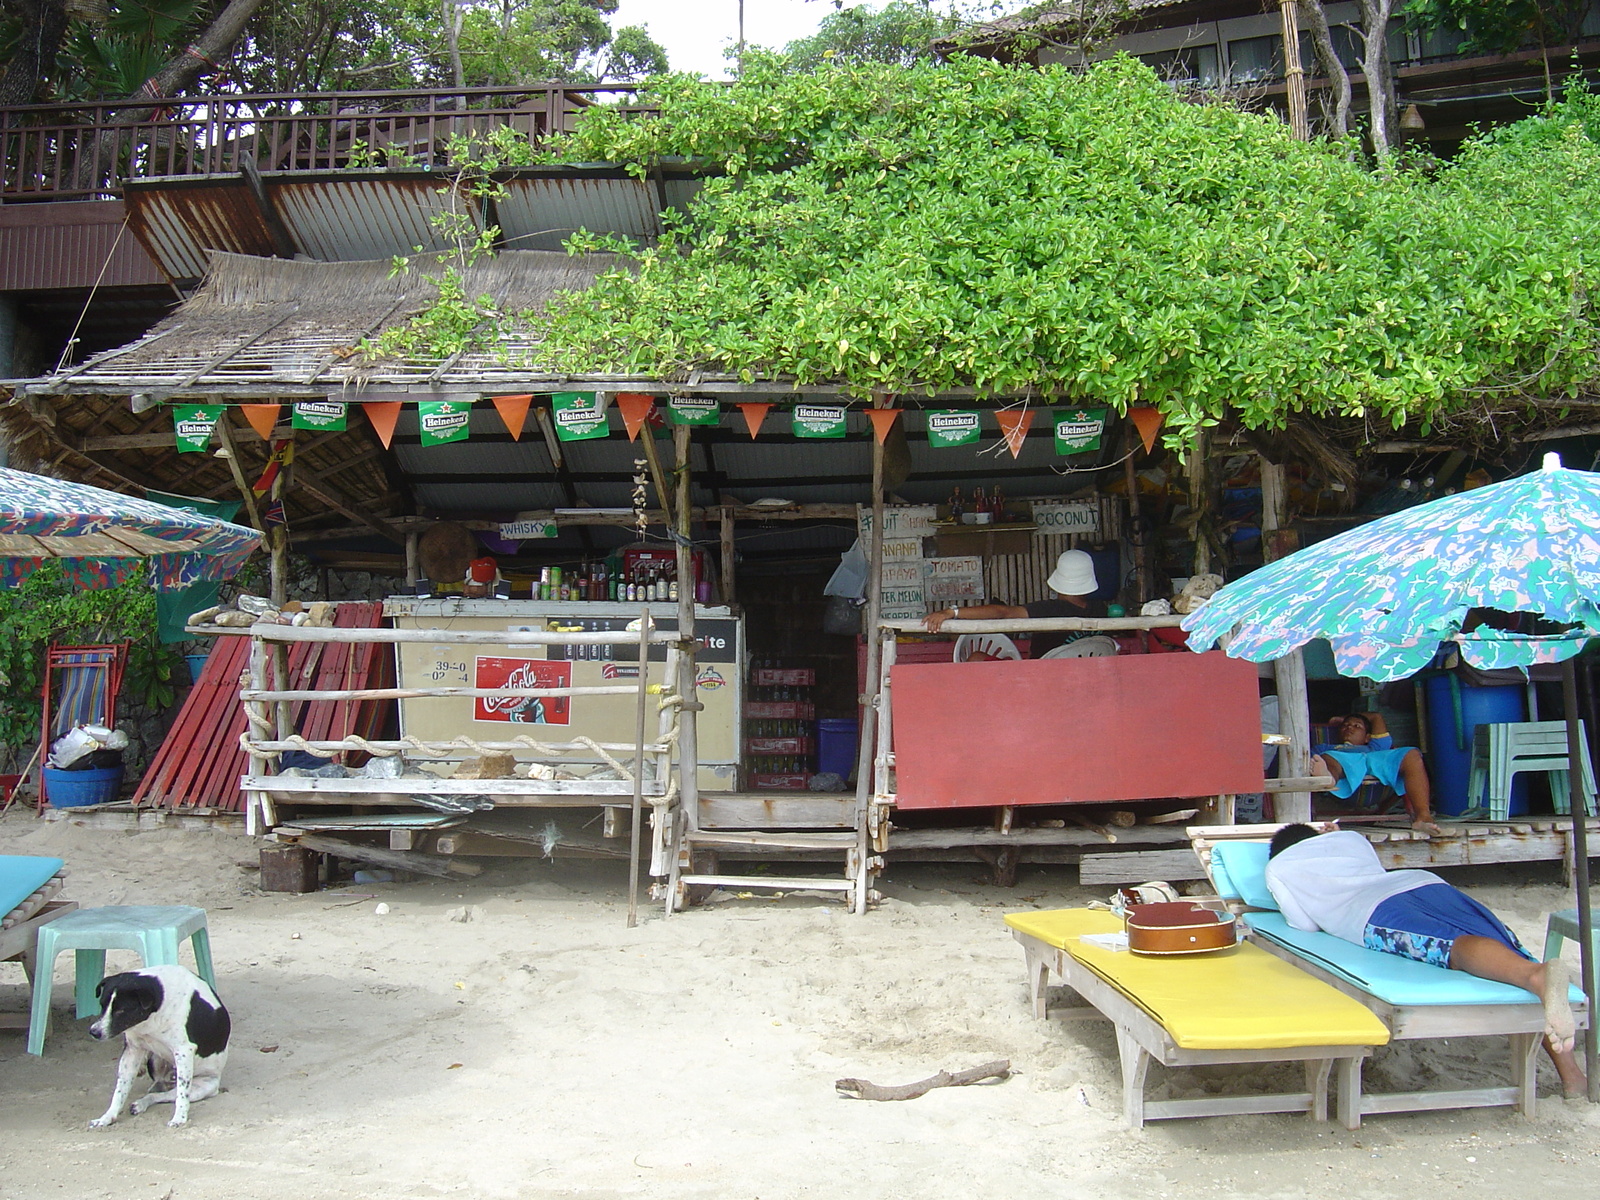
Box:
[0,84,646,201]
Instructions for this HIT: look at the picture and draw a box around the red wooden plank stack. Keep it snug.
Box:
[135,602,394,811]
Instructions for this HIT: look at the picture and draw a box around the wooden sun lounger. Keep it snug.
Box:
[1005,908,1389,1128]
[1189,824,1589,1125]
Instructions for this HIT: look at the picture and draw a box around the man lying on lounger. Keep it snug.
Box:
[1267,823,1584,1098]
[1311,713,1442,836]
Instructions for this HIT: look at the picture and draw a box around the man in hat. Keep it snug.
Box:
[923,549,1106,658]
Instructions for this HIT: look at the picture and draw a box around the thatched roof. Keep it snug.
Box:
[30,249,627,398]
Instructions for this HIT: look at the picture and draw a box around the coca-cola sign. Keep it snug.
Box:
[473,657,571,724]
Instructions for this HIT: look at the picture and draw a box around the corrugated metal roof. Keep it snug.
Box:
[122,169,702,280]
[0,201,165,290]
[272,178,460,261]
[124,183,278,280]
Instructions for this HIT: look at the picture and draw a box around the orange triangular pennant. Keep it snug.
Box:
[617,393,656,442]
[866,408,902,445]
[1130,406,1164,454]
[995,409,1035,459]
[492,393,533,441]
[737,402,772,439]
[363,401,403,450]
[240,404,281,441]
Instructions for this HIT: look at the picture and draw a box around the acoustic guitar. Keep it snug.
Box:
[1124,901,1238,957]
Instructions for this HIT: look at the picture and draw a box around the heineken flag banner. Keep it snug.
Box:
[792,403,848,439]
[418,398,472,447]
[292,399,347,432]
[1054,407,1108,455]
[552,391,609,441]
[926,410,980,448]
[667,395,720,426]
[172,404,224,453]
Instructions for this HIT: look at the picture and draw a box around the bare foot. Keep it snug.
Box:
[1541,958,1577,1054]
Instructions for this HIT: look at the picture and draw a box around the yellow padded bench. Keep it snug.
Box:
[1006,908,1390,1128]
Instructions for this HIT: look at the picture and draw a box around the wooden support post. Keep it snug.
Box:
[1260,456,1312,822]
[1187,429,1209,577]
[1124,425,1147,604]
[213,413,264,533]
[720,504,736,606]
[1274,650,1313,822]
[672,422,700,841]
[405,529,420,588]
[852,402,889,914]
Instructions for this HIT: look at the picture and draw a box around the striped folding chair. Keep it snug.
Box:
[37,644,128,811]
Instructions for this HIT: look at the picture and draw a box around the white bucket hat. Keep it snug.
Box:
[1047,549,1098,596]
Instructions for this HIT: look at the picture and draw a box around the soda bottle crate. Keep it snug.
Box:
[746,701,815,720]
[752,668,815,687]
[745,737,815,755]
[750,773,812,790]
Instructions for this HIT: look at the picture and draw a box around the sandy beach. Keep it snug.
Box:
[4,808,1600,1200]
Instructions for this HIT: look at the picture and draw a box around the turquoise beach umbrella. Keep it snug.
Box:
[1183,451,1600,1100]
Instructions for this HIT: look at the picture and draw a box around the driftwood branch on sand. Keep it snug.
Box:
[835,1059,1011,1102]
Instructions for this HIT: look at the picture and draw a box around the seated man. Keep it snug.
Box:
[1267,823,1583,1098]
[922,549,1106,659]
[1312,713,1440,836]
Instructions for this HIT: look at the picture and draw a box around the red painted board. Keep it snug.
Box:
[890,651,1263,809]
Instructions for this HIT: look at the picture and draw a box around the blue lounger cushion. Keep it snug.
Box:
[1211,842,1276,910]
[1244,911,1584,1007]
[0,855,63,915]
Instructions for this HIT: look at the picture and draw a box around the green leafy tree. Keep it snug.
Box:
[505,55,1600,446]
[780,1,967,70]
[455,0,666,85]
[1403,0,1591,57]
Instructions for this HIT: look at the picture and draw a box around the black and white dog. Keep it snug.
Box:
[87,964,230,1128]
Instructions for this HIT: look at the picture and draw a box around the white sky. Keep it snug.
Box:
[611,0,834,79]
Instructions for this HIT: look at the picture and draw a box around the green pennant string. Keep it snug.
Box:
[418,398,472,446]
[667,395,720,426]
[172,404,224,453]
[1053,407,1108,455]
[292,399,347,431]
[926,410,980,448]
[552,391,610,441]
[792,403,847,439]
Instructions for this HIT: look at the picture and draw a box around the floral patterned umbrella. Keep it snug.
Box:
[1182,453,1600,681]
[0,468,260,591]
[1182,450,1600,1100]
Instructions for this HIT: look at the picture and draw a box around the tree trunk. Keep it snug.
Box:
[1357,0,1399,161]
[0,0,69,106]
[139,0,267,99]
[1297,0,1351,139]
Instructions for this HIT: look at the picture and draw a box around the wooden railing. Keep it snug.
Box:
[0,84,645,200]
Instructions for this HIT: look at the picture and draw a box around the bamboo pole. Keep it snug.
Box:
[1187,429,1209,577]
[627,610,651,929]
[720,504,736,606]
[1261,456,1313,823]
[248,738,670,754]
[1562,658,1598,1102]
[882,615,1183,633]
[851,406,888,914]
[241,685,646,702]
[244,625,678,646]
[246,632,277,832]
[1279,0,1310,141]
[1124,420,1147,604]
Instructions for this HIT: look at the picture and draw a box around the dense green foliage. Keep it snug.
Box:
[524,55,1600,441]
[1403,0,1591,58]
[0,563,180,760]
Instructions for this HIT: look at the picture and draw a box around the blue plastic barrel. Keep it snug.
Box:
[185,653,209,684]
[817,718,859,779]
[1421,675,1527,816]
[42,765,124,808]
